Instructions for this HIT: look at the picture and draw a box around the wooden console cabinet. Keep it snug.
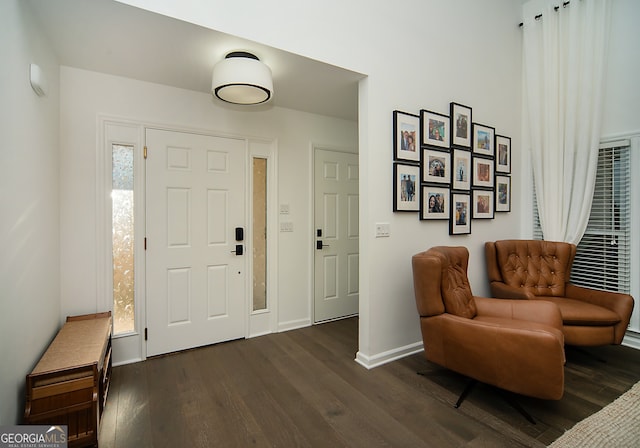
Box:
[24,312,112,448]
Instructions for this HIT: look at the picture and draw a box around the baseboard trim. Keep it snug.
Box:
[278,318,311,333]
[623,331,640,350]
[113,357,142,367]
[248,329,272,339]
[355,341,424,370]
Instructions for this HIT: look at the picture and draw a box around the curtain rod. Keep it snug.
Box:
[518,1,571,28]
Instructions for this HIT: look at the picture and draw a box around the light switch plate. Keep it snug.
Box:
[280,222,294,232]
[375,223,390,237]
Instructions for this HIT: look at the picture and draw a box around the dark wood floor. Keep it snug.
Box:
[99,318,640,447]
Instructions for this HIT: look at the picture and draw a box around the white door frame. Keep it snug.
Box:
[97,117,147,366]
[310,143,359,324]
[247,139,279,338]
[98,116,279,363]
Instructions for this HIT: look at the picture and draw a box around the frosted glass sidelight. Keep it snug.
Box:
[253,158,267,311]
[112,144,135,334]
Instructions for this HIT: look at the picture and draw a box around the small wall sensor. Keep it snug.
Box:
[30,63,47,97]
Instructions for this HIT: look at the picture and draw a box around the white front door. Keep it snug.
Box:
[314,148,359,323]
[145,128,246,356]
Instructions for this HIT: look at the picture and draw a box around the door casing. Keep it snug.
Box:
[310,146,360,324]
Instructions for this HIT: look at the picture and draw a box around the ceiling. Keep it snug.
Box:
[25,0,363,121]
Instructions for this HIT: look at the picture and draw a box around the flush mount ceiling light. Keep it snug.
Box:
[211,51,273,105]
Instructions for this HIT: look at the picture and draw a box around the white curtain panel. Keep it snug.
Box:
[522,0,611,244]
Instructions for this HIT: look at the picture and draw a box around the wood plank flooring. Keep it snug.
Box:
[99,318,640,447]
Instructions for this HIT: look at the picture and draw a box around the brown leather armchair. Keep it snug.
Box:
[485,239,635,347]
[412,246,565,401]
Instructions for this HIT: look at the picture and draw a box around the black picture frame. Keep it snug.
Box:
[420,185,449,220]
[393,163,420,212]
[472,156,494,189]
[496,135,511,174]
[420,109,450,149]
[450,192,471,235]
[451,148,471,191]
[472,189,495,219]
[422,148,451,185]
[450,102,472,148]
[472,123,495,158]
[496,175,511,212]
[393,110,420,163]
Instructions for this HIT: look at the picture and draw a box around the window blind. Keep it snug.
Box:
[572,145,631,293]
[532,182,543,240]
[533,143,631,294]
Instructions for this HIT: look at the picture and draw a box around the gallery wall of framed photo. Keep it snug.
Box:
[392,103,511,235]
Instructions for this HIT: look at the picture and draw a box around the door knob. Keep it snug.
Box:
[316,241,330,250]
[231,244,243,255]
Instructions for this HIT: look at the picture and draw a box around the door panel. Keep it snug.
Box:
[324,193,338,238]
[168,268,190,324]
[314,148,359,322]
[146,129,246,356]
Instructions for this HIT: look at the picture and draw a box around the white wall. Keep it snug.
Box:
[601,0,640,137]
[59,67,358,363]
[0,1,60,425]
[119,0,525,367]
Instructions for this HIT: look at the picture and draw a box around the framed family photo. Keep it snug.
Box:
[472,123,495,157]
[496,175,511,212]
[450,102,472,148]
[393,110,420,163]
[393,163,420,212]
[420,186,449,220]
[422,149,451,184]
[472,157,494,188]
[472,190,494,219]
[450,192,471,235]
[420,109,450,149]
[451,149,471,191]
[496,135,511,173]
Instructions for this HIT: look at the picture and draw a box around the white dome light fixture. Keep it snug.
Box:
[212,51,273,105]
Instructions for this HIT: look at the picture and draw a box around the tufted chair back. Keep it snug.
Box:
[413,246,477,319]
[486,240,576,297]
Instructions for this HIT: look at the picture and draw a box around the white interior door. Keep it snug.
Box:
[146,129,246,356]
[314,148,359,323]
